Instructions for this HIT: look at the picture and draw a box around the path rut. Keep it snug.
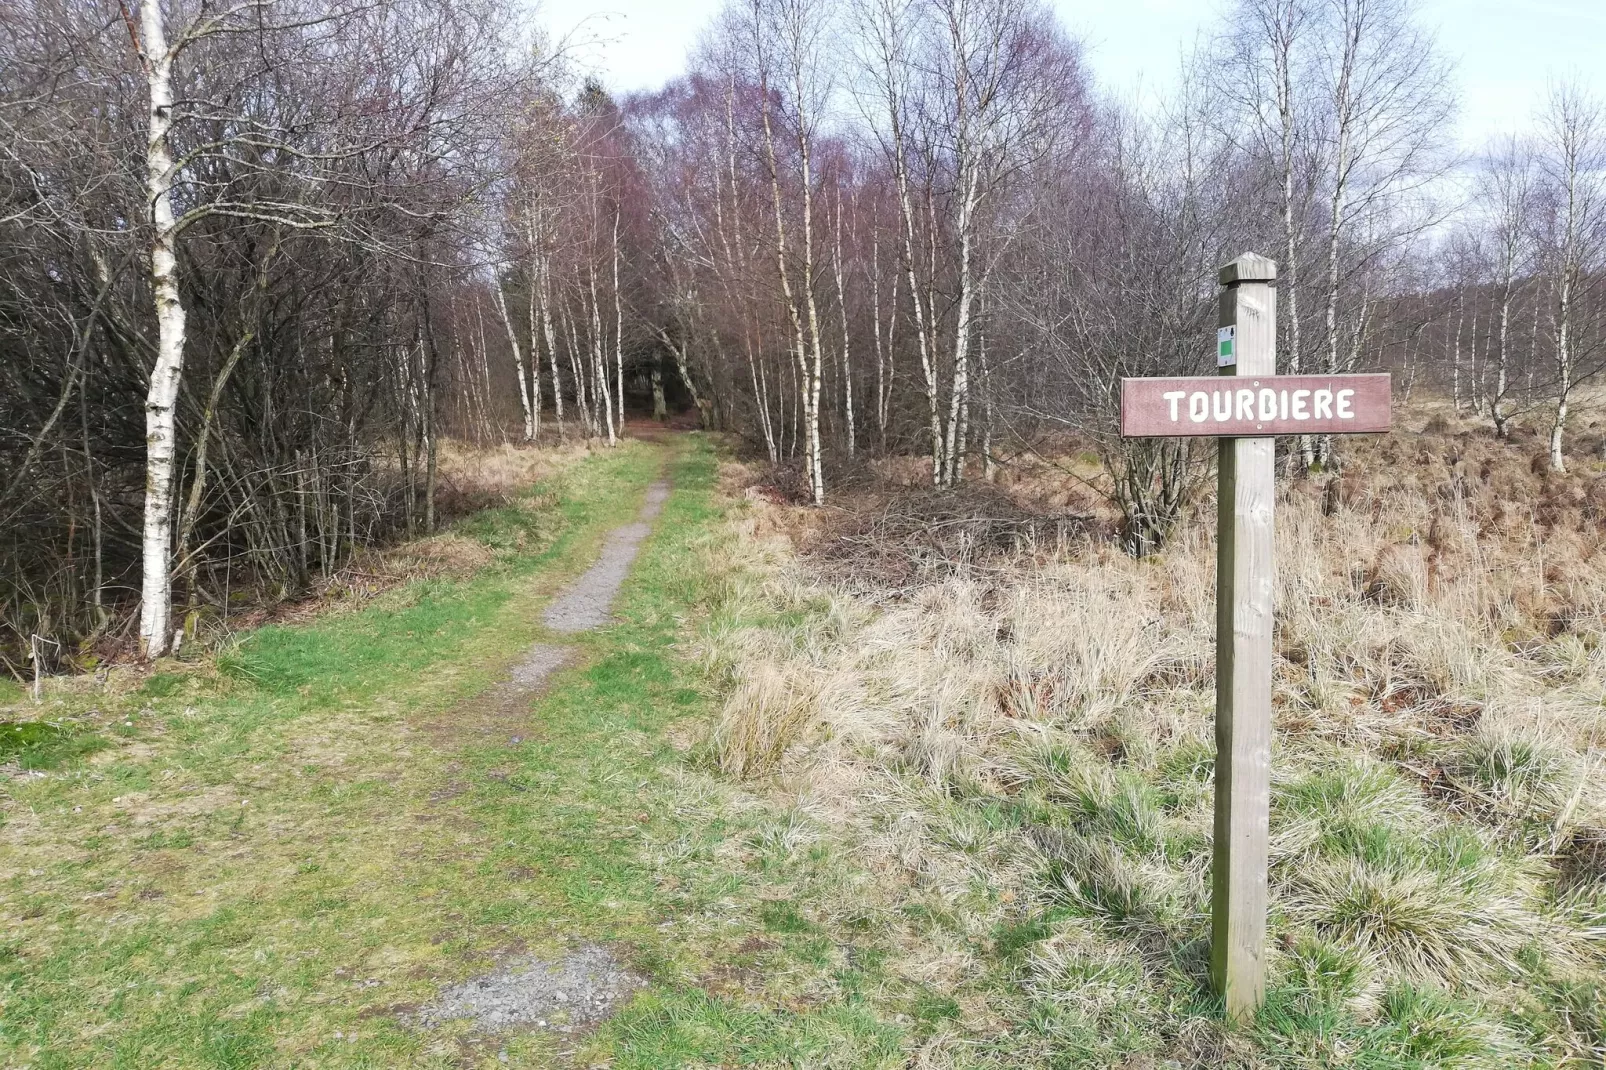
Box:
[541,480,670,633]
[495,477,669,698]
[411,474,670,1038]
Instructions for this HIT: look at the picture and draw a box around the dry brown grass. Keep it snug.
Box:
[700,407,1606,1064]
[435,437,595,501]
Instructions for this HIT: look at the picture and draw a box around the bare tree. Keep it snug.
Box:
[1476,135,1537,438]
[1536,80,1606,471]
[1217,0,1319,467]
[1309,0,1453,465]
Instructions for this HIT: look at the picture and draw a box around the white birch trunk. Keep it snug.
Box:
[138,0,185,658]
[588,258,616,446]
[943,174,979,486]
[832,190,856,458]
[561,298,593,437]
[870,225,888,451]
[1551,270,1572,472]
[493,282,535,441]
[793,88,825,504]
[612,212,625,438]
[536,254,565,440]
[1494,274,1513,438]
[1451,289,1464,411]
[524,263,543,443]
[755,38,819,503]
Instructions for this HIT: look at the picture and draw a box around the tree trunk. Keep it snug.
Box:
[943,175,980,487]
[755,42,820,504]
[833,190,856,458]
[651,355,667,421]
[493,283,535,442]
[524,262,543,442]
[1451,289,1464,411]
[1494,276,1512,438]
[1551,269,1572,473]
[588,257,616,446]
[138,0,185,659]
[537,254,565,441]
[612,211,626,438]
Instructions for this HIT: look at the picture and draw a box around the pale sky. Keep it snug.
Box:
[535,0,1606,149]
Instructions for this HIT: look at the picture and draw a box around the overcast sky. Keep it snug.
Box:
[534,0,1606,150]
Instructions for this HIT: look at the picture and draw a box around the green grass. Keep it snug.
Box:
[0,437,915,1067]
[0,719,109,770]
[9,433,1595,1068]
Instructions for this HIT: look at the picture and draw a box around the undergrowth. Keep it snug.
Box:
[699,414,1606,1067]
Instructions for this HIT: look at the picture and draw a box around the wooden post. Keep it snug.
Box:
[1212,252,1277,1022]
[1119,255,1389,1024]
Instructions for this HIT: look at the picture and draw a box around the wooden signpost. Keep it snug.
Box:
[1120,253,1391,1022]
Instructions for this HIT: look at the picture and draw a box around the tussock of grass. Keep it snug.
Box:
[700,421,1606,1066]
[0,719,107,770]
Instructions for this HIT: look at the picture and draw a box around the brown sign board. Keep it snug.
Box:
[1120,373,1391,438]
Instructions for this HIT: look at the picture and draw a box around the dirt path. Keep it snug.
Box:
[494,477,670,702]
[541,479,670,633]
[410,474,673,1039]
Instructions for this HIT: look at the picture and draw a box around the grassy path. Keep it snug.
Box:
[2,432,954,1070]
[0,437,812,1068]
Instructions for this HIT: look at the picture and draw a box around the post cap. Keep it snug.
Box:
[1219,253,1277,286]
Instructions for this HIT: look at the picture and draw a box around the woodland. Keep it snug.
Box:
[4,3,1606,1066]
[1,0,1603,672]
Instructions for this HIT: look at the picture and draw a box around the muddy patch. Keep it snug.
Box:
[410,944,645,1035]
[542,481,670,633]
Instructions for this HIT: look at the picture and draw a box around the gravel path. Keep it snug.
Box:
[412,473,669,1040]
[508,644,567,688]
[542,480,670,634]
[410,944,644,1035]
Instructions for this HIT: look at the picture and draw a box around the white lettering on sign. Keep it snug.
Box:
[1153,388,1367,428]
[1120,373,1391,439]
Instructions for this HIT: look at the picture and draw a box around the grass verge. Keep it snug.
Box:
[0,439,676,1066]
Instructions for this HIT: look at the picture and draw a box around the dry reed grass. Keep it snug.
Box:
[435,437,595,501]
[700,411,1606,1065]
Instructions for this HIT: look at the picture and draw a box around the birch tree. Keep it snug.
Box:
[749,0,830,503]
[1536,81,1606,472]
[128,0,357,657]
[1307,0,1452,466]
[133,0,185,657]
[1476,135,1536,439]
[1218,0,1319,467]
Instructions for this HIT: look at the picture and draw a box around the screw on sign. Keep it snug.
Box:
[1121,254,1391,1023]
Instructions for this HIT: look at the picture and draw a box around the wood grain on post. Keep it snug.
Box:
[1212,252,1277,1023]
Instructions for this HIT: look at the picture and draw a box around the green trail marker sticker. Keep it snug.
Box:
[1217,325,1236,367]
